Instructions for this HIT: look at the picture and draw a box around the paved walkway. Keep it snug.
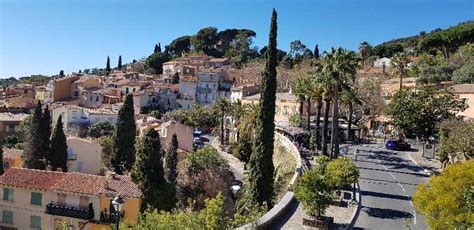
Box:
[209,137,245,180]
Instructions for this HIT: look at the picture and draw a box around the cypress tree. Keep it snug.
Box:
[111,94,136,174]
[314,44,320,59]
[131,129,170,210]
[157,43,162,53]
[0,144,4,175]
[118,55,122,69]
[247,9,278,208]
[154,44,159,53]
[41,105,52,161]
[23,101,45,169]
[59,70,64,77]
[106,56,111,73]
[164,134,178,183]
[50,115,68,172]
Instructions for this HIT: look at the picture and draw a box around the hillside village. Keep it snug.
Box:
[0,13,473,230]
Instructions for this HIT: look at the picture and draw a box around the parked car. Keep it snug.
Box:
[385,140,411,151]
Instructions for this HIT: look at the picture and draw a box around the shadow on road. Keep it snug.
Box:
[360,190,411,201]
[359,177,419,186]
[358,166,430,178]
[362,206,413,219]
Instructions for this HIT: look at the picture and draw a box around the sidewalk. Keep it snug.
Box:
[210,137,245,180]
[408,147,442,175]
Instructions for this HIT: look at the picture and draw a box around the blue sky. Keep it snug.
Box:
[0,0,472,78]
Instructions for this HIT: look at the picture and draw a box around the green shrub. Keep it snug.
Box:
[294,169,334,217]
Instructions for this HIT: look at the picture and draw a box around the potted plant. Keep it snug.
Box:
[294,168,334,229]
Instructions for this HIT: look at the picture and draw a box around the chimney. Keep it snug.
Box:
[46,165,52,171]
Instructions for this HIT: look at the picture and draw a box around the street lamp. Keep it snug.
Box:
[112,196,124,230]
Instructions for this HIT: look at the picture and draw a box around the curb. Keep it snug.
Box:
[346,183,362,230]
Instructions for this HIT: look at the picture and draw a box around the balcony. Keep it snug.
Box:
[46,202,94,220]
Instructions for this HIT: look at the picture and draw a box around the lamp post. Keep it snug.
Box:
[112,196,124,230]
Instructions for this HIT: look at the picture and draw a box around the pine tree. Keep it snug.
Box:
[157,43,162,53]
[41,105,52,161]
[314,44,320,59]
[106,56,111,73]
[154,44,159,53]
[131,129,171,210]
[50,116,68,172]
[112,94,136,174]
[164,134,178,183]
[0,144,4,175]
[118,55,122,69]
[247,9,278,208]
[23,101,46,169]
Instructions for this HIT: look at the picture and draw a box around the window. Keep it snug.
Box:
[3,188,13,201]
[31,192,42,206]
[57,193,66,206]
[30,215,41,229]
[79,196,89,209]
[7,125,15,132]
[96,95,99,102]
[90,95,93,101]
[2,210,13,224]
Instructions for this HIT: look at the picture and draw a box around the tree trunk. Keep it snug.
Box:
[348,102,353,141]
[331,89,340,159]
[220,114,225,144]
[399,74,403,91]
[322,97,330,156]
[306,98,311,130]
[315,97,322,150]
[299,100,304,117]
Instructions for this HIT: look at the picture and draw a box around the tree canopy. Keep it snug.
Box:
[385,88,467,139]
[111,94,136,174]
[413,160,474,229]
[437,119,474,167]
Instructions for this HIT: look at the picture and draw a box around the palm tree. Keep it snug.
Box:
[293,75,314,129]
[358,41,372,67]
[340,87,363,141]
[308,71,324,150]
[230,99,245,141]
[292,76,308,119]
[215,97,231,144]
[321,48,359,159]
[390,52,410,90]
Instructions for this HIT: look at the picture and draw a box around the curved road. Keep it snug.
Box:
[346,143,429,230]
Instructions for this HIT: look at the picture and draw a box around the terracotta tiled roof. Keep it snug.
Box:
[0,168,142,198]
[153,83,179,92]
[0,168,67,191]
[0,112,29,122]
[181,75,198,82]
[2,148,23,160]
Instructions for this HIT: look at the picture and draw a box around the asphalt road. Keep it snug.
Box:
[344,143,430,230]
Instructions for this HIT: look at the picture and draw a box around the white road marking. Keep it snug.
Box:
[372,150,417,225]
